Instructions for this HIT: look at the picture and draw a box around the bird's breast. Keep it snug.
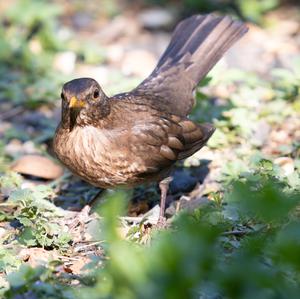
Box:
[53,125,150,188]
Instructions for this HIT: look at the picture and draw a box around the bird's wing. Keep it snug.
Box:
[129,114,215,177]
[132,14,248,116]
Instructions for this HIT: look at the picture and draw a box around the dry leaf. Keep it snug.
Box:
[11,155,63,180]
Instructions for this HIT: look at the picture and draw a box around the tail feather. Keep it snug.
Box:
[156,15,218,68]
[134,14,248,116]
[156,14,248,84]
[156,15,209,67]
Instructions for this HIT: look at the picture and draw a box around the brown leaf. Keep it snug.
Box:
[11,155,63,180]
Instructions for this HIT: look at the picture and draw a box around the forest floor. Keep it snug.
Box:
[0,1,300,298]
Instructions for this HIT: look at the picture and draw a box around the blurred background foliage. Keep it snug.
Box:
[0,0,63,108]
[0,0,300,298]
[143,0,281,23]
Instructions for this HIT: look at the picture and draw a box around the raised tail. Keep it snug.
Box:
[135,14,248,116]
[156,14,248,84]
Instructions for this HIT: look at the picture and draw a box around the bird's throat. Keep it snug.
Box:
[69,108,81,131]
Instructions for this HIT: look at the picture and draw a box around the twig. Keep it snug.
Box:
[73,239,104,244]
[74,240,105,252]
[54,255,82,262]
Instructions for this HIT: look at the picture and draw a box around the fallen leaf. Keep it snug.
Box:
[11,155,63,180]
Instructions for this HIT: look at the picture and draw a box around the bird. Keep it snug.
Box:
[53,14,248,224]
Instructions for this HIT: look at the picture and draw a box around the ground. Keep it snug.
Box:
[0,1,300,298]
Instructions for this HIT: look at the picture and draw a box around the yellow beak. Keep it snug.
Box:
[69,96,85,108]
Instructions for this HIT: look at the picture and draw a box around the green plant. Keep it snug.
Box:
[3,167,300,299]
[4,183,72,249]
[0,0,64,107]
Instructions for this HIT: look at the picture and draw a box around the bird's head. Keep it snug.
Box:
[60,78,109,131]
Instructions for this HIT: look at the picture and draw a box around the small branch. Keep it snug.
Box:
[74,240,105,252]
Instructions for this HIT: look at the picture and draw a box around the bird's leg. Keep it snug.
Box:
[158,177,172,226]
[88,188,104,208]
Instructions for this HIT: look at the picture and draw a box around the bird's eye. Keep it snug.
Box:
[60,92,65,100]
[93,89,99,99]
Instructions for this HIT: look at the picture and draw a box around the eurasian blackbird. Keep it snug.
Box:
[53,14,248,223]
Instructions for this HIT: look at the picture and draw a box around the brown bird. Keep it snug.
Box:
[53,14,248,224]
